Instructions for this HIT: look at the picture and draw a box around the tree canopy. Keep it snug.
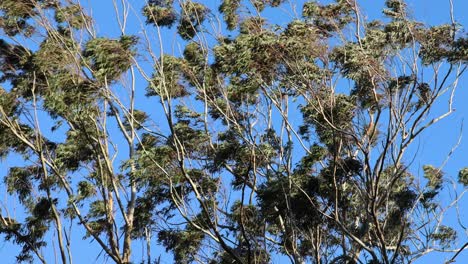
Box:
[0,0,467,263]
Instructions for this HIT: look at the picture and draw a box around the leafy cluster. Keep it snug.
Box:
[0,1,466,264]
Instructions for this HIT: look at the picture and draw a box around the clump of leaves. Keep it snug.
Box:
[55,4,90,28]
[219,0,241,30]
[419,25,454,65]
[5,166,41,203]
[416,82,431,108]
[0,87,19,117]
[430,225,457,249]
[213,25,281,103]
[158,225,205,263]
[458,167,468,186]
[383,0,407,19]
[0,40,31,82]
[146,55,188,98]
[77,181,96,201]
[123,109,149,131]
[178,1,209,40]
[143,0,177,27]
[131,196,157,239]
[34,37,75,74]
[0,1,57,36]
[252,0,286,12]
[55,130,96,171]
[302,0,353,35]
[302,93,356,149]
[0,1,35,18]
[423,165,443,189]
[0,123,33,157]
[0,194,56,263]
[332,42,386,109]
[183,41,206,67]
[229,201,263,235]
[83,35,138,82]
[169,120,209,156]
[450,37,468,62]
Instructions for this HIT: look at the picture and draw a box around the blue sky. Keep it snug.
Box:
[1,0,467,263]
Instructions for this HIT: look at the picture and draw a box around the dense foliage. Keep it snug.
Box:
[0,0,467,263]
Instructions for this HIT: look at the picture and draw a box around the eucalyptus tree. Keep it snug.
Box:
[0,0,467,263]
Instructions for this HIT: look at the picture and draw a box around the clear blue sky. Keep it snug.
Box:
[0,0,467,263]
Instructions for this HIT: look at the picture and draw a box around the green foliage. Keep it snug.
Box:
[423,165,443,189]
[419,25,454,65]
[302,0,353,35]
[0,1,56,35]
[170,120,209,156]
[146,55,189,98]
[458,167,468,186]
[5,166,40,203]
[258,175,322,231]
[0,88,19,118]
[55,4,90,28]
[143,0,177,27]
[0,1,466,263]
[0,39,31,82]
[383,0,407,19]
[219,0,241,30]
[55,130,96,171]
[123,110,148,131]
[131,196,157,239]
[213,22,281,102]
[0,0,36,36]
[158,225,205,264]
[183,41,206,67]
[177,1,208,40]
[451,37,468,62]
[302,93,356,148]
[0,123,32,157]
[77,181,96,200]
[0,196,56,263]
[83,35,137,81]
[88,200,107,218]
[34,38,74,74]
[430,225,457,249]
